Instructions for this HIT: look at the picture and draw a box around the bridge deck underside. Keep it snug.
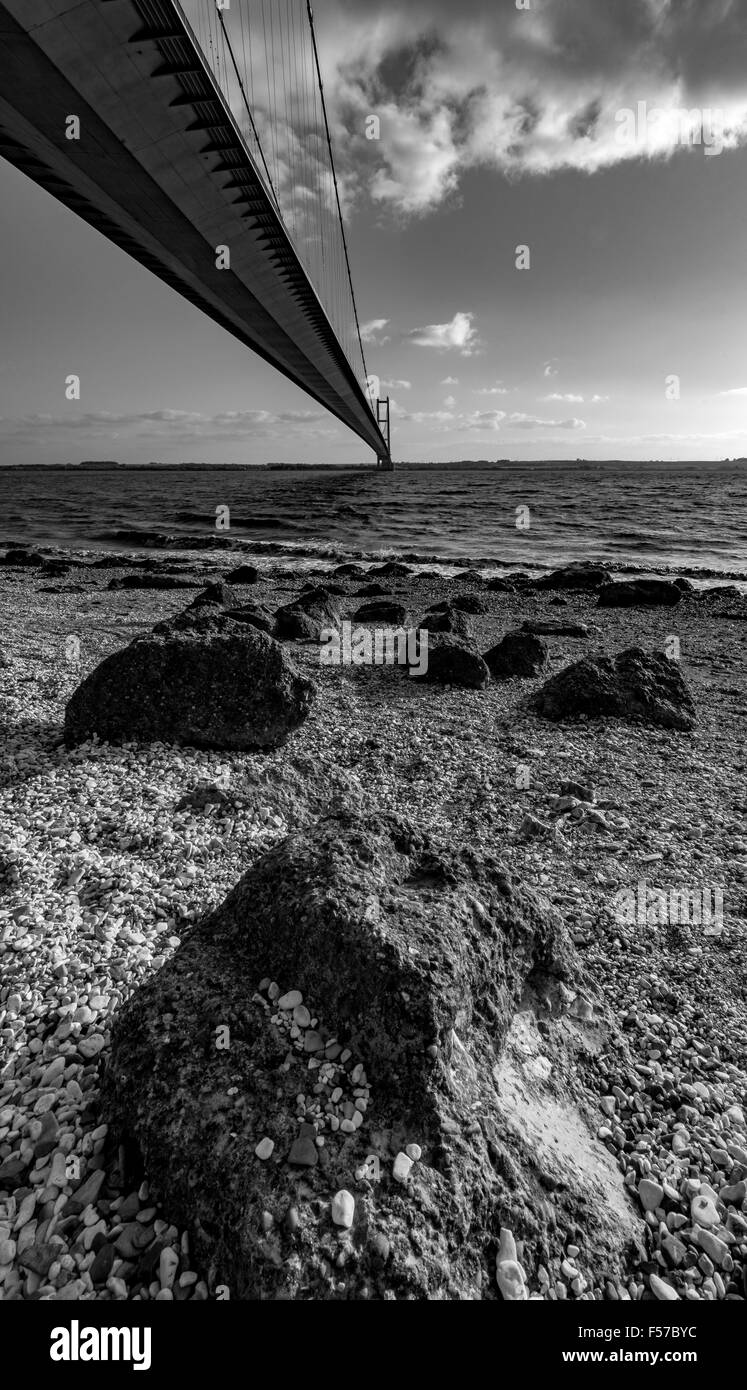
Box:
[0,0,389,459]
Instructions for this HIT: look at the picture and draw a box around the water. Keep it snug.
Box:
[1,460,745,581]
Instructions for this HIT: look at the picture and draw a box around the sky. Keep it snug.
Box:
[1,0,747,466]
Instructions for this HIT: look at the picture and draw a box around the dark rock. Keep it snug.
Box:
[274,606,325,641]
[225,564,259,585]
[484,630,549,679]
[452,570,485,587]
[103,808,574,1301]
[550,596,569,607]
[107,574,200,591]
[291,587,342,617]
[597,580,682,608]
[369,562,412,579]
[224,602,276,635]
[90,1242,116,1286]
[354,583,390,598]
[522,620,590,639]
[700,585,741,602]
[537,563,611,591]
[673,577,695,594]
[354,600,408,625]
[39,559,70,578]
[450,592,489,614]
[422,605,473,640]
[64,623,314,750]
[333,563,367,579]
[1,548,44,567]
[411,635,489,689]
[486,576,516,593]
[300,581,347,598]
[176,782,232,812]
[187,581,231,610]
[18,1243,58,1277]
[531,647,696,731]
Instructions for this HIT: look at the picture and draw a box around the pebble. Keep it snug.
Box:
[393,1152,413,1183]
[405,1143,422,1162]
[278,990,303,1010]
[254,1138,274,1161]
[638,1178,664,1213]
[331,1190,355,1230]
[650,1273,679,1301]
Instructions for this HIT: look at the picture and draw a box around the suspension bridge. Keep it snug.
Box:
[0,0,393,467]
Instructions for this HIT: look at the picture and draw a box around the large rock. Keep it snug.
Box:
[107,574,200,591]
[225,564,260,585]
[450,592,489,615]
[531,647,696,731]
[537,563,611,591]
[597,579,682,608]
[412,635,489,689]
[64,622,314,749]
[484,630,549,679]
[102,809,577,1301]
[354,599,408,626]
[1,548,44,567]
[275,589,340,642]
[421,604,473,640]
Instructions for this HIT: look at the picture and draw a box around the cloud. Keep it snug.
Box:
[717,387,747,397]
[543,360,560,378]
[475,384,509,396]
[543,392,585,403]
[381,377,412,389]
[0,408,335,443]
[406,310,480,354]
[360,318,390,344]
[441,376,460,385]
[508,413,587,430]
[310,0,747,217]
[443,395,457,408]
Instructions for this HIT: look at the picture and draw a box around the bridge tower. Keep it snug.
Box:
[376,397,394,471]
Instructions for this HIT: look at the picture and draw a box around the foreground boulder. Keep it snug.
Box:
[530,647,695,731]
[412,634,489,689]
[421,604,473,640]
[103,809,585,1300]
[597,579,682,608]
[64,623,314,749]
[1,547,44,567]
[275,589,340,642]
[484,630,548,679]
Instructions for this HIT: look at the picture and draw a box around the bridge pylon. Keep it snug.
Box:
[376,397,394,470]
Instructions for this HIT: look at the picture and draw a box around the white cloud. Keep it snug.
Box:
[543,360,560,378]
[543,392,585,403]
[717,387,747,397]
[443,395,457,408]
[508,413,587,430]
[441,376,460,385]
[475,384,509,396]
[360,318,390,344]
[407,310,480,355]
[381,378,412,390]
[314,0,747,217]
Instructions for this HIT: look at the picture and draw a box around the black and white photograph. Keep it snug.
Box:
[0,0,746,1363]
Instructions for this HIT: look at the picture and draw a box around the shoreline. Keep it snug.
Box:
[1,557,746,1302]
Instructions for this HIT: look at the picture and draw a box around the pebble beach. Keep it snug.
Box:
[1,550,746,1302]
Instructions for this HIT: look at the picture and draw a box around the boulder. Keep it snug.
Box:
[412,635,489,689]
[486,576,516,593]
[484,630,549,679]
[102,808,575,1301]
[597,580,682,608]
[332,563,367,579]
[275,590,340,641]
[421,605,473,640]
[530,647,696,731]
[224,602,276,635]
[187,581,231,610]
[1,548,44,567]
[450,592,489,615]
[107,574,201,591]
[522,620,590,639]
[354,600,408,626]
[536,563,611,592]
[225,564,259,585]
[64,623,314,749]
[368,561,412,579]
[355,583,390,598]
[452,569,485,587]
